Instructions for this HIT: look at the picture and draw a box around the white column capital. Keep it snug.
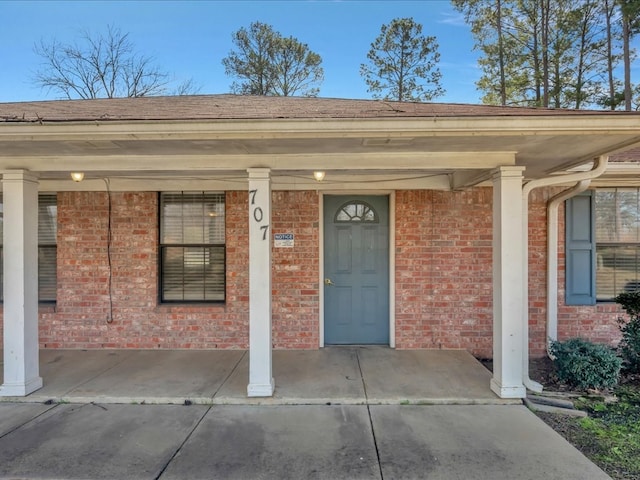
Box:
[490,166,526,180]
[2,170,40,184]
[247,168,272,180]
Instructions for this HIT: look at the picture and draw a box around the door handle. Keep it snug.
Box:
[324,278,334,286]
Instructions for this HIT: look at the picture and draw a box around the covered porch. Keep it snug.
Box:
[2,96,640,400]
[0,347,517,405]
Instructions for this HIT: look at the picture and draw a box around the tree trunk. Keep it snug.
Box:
[623,15,632,111]
[605,0,616,110]
[541,0,550,107]
[497,0,507,106]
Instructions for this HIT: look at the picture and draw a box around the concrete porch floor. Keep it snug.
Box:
[0,347,519,405]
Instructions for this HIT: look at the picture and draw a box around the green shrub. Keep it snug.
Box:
[615,290,640,318]
[619,319,640,373]
[550,338,621,390]
[615,290,640,373]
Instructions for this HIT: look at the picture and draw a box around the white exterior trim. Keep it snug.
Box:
[319,191,394,348]
[490,167,527,399]
[247,168,275,397]
[0,171,43,397]
[318,193,325,347]
[389,192,396,349]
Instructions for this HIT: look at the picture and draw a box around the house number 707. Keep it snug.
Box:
[249,189,269,241]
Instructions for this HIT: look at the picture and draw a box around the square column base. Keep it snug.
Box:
[0,376,43,397]
[490,378,526,399]
[247,378,275,397]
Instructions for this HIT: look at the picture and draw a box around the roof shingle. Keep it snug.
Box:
[0,94,635,123]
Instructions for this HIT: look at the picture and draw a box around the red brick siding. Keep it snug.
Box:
[395,190,494,357]
[271,191,320,349]
[37,191,250,349]
[394,188,621,358]
[527,189,622,356]
[555,196,623,346]
[0,190,320,350]
[0,187,624,356]
[527,189,551,356]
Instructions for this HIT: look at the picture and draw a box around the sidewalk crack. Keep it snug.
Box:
[356,348,384,479]
[355,347,368,403]
[0,403,60,440]
[211,350,246,400]
[154,404,212,480]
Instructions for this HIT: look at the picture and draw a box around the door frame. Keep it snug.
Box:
[319,191,395,348]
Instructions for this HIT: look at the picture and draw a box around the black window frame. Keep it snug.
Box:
[0,193,57,303]
[159,191,226,303]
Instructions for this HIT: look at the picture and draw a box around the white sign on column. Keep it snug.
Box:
[247,168,275,397]
[0,171,43,397]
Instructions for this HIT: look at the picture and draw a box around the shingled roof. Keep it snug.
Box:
[0,94,635,123]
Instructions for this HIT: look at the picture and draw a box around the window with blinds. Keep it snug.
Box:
[595,188,640,300]
[0,194,57,302]
[160,192,225,302]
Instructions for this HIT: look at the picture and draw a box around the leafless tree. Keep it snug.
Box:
[33,25,197,99]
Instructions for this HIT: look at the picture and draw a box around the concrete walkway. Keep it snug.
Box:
[0,348,611,479]
[0,402,610,479]
[1,347,515,405]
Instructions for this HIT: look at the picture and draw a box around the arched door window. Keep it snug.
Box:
[334,201,379,223]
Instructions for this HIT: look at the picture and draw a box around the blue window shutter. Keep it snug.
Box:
[565,192,596,305]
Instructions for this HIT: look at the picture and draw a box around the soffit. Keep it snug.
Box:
[0,110,639,186]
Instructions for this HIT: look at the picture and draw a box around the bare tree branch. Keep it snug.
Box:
[33,25,193,99]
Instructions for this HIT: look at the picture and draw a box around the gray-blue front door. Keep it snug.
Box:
[324,195,389,345]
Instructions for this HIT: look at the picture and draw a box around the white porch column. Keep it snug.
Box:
[0,171,42,397]
[491,166,526,399]
[247,168,275,397]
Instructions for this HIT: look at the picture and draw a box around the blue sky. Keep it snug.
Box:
[1,0,483,103]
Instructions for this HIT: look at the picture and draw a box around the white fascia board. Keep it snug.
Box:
[1,115,640,141]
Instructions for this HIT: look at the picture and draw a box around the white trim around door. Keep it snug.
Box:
[318,191,395,348]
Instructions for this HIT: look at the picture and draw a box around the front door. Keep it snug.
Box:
[323,195,389,345]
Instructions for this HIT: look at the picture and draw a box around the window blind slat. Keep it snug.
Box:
[39,245,57,301]
[0,194,57,302]
[160,192,225,302]
[38,194,57,244]
[595,189,640,300]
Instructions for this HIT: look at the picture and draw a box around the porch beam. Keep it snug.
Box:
[0,170,42,397]
[490,166,527,399]
[247,168,275,397]
[0,151,517,174]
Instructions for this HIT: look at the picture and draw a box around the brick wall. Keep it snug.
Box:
[527,189,622,356]
[527,189,550,356]
[0,190,321,350]
[555,199,623,346]
[271,191,320,348]
[395,190,494,357]
[38,191,250,349]
[0,187,623,356]
[394,188,621,358]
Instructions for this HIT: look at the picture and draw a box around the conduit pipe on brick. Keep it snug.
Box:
[522,156,608,393]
